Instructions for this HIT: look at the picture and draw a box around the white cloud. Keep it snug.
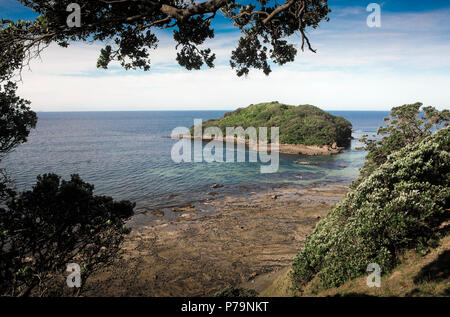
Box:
[17,60,450,111]
[14,8,450,111]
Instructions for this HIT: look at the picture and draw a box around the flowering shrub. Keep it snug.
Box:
[355,103,449,185]
[291,127,450,289]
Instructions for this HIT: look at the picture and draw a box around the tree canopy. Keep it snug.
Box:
[0,173,135,296]
[0,0,330,79]
[0,81,37,159]
[356,103,450,183]
[291,104,450,291]
[0,80,37,200]
[292,125,450,290]
[194,101,352,146]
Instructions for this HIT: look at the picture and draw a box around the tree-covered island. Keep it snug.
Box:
[188,101,353,155]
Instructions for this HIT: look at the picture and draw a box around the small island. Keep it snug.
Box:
[188,102,353,155]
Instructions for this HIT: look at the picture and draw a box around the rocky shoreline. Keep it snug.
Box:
[173,135,345,155]
[81,182,349,296]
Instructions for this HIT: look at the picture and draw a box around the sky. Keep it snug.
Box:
[1,0,450,111]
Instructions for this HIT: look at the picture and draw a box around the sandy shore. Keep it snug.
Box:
[82,183,348,296]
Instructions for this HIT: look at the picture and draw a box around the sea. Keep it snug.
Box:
[2,110,389,211]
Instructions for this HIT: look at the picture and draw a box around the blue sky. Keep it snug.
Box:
[1,0,450,111]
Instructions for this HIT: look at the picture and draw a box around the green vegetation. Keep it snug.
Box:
[0,63,134,297]
[0,174,135,296]
[0,1,329,78]
[263,235,450,297]
[291,114,449,290]
[356,102,449,185]
[192,102,352,147]
[299,235,450,297]
[0,81,36,159]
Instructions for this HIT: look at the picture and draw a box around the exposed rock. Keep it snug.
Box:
[82,184,349,297]
[282,143,344,155]
[176,135,345,156]
[172,204,196,212]
[249,272,258,280]
[211,184,224,189]
[151,209,164,217]
[294,161,311,165]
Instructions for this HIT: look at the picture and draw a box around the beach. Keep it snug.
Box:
[80,182,348,296]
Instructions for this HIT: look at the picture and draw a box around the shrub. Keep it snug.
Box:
[291,128,450,289]
[0,173,135,296]
[356,103,449,185]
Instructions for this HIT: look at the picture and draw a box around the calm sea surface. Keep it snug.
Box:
[2,111,389,210]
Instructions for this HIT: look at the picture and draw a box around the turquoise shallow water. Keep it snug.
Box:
[2,110,389,210]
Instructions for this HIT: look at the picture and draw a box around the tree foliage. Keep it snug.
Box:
[0,80,36,203]
[194,101,352,146]
[0,78,134,296]
[0,0,330,79]
[0,81,37,159]
[291,127,450,290]
[356,102,450,184]
[0,80,134,297]
[0,173,135,296]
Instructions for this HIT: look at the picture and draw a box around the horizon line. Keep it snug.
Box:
[34,109,394,113]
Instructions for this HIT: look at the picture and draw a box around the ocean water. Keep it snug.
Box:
[2,110,389,210]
